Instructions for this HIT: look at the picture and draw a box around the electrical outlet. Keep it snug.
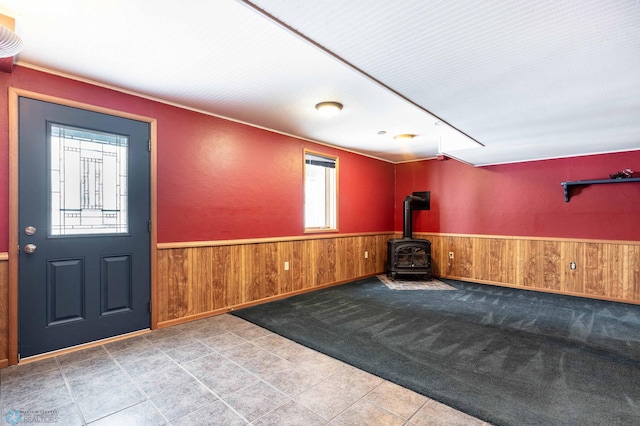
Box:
[570,262,576,270]
[284,261,290,271]
[364,251,369,259]
[449,252,454,259]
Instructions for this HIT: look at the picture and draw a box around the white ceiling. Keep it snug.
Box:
[2,0,639,165]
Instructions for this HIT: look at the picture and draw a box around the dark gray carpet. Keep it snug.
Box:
[232,277,640,426]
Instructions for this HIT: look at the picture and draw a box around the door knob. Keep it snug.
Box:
[24,244,37,254]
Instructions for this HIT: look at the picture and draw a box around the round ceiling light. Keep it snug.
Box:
[315,101,343,116]
[393,134,415,141]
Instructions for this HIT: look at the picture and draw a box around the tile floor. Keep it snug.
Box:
[1,314,489,425]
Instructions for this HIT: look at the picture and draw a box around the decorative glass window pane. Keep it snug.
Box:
[50,124,128,235]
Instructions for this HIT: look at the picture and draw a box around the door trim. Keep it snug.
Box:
[8,88,158,365]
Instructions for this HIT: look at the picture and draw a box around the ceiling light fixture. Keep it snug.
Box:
[0,15,23,58]
[315,101,343,116]
[394,134,415,141]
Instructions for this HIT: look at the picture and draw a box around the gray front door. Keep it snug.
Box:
[18,97,151,358]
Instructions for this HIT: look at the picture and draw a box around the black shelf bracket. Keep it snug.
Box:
[560,177,640,202]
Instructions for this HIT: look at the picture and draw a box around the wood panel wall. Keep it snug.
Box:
[0,256,8,368]
[2,233,637,365]
[156,234,390,326]
[422,233,640,304]
[157,232,639,328]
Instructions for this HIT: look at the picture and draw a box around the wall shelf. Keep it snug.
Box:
[560,177,640,202]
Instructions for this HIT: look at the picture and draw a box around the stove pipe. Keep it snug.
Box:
[403,195,426,239]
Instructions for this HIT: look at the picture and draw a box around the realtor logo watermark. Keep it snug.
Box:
[5,410,59,424]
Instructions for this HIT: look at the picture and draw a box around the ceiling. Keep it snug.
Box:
[2,0,639,165]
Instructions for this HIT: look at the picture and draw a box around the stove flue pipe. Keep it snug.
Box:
[403,195,426,239]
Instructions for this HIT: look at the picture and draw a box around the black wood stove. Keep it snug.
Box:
[386,192,432,279]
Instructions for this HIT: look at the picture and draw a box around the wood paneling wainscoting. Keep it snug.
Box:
[0,254,8,368]
[156,233,391,327]
[3,234,636,365]
[419,233,640,304]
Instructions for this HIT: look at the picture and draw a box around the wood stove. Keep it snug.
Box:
[387,193,432,279]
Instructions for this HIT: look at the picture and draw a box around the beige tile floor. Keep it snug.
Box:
[0,314,489,425]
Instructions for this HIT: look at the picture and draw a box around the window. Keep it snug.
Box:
[50,123,129,235]
[304,151,337,231]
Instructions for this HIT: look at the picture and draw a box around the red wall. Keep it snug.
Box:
[0,66,395,251]
[1,66,638,252]
[395,152,640,241]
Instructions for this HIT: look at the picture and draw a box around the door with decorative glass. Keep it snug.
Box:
[18,97,151,358]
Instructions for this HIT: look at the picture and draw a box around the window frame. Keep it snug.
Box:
[304,149,338,233]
